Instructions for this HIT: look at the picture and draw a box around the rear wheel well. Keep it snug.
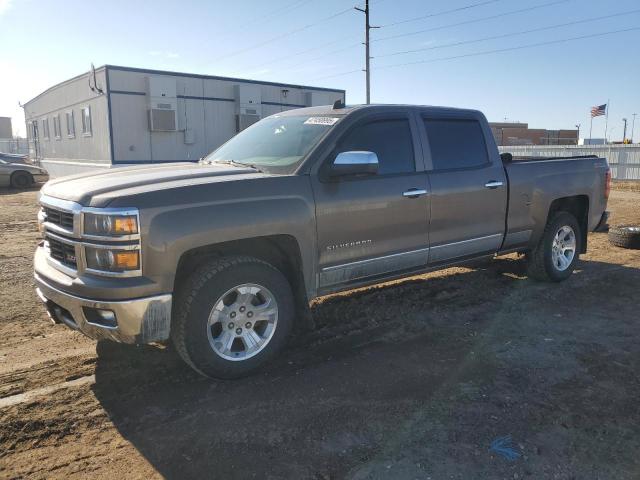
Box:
[547,195,589,253]
[174,235,311,330]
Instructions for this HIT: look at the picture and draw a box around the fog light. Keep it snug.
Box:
[83,307,117,328]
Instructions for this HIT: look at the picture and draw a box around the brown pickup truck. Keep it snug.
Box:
[34,104,610,378]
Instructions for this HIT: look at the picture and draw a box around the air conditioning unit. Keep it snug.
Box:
[236,114,260,132]
[146,76,177,131]
[234,84,262,132]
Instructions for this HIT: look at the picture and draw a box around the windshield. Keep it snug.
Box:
[204,114,341,173]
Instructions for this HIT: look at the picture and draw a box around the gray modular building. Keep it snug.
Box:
[0,117,12,140]
[23,65,345,177]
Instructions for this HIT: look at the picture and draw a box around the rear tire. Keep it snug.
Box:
[172,255,294,379]
[10,171,33,189]
[526,211,581,282]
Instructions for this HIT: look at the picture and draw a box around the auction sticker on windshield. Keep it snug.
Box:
[304,117,340,126]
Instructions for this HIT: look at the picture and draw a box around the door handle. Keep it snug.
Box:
[403,188,428,198]
[484,181,504,189]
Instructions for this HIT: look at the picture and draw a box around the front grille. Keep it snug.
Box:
[43,207,74,230]
[46,236,77,269]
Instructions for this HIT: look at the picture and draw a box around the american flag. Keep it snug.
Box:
[591,104,607,117]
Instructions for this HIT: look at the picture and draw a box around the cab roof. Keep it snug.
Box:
[275,104,483,118]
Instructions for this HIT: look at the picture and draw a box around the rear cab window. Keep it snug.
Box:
[423,118,489,171]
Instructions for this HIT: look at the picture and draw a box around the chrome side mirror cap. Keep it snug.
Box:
[330,151,379,176]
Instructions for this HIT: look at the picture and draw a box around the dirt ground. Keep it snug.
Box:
[1,185,639,479]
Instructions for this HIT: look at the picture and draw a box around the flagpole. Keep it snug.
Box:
[589,115,593,144]
[604,99,610,144]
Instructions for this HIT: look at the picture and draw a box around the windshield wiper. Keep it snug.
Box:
[216,159,263,172]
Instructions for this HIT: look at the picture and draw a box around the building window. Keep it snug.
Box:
[81,106,92,136]
[66,111,75,138]
[53,115,61,139]
[42,118,50,140]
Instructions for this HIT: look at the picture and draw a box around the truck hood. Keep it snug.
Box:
[41,162,264,206]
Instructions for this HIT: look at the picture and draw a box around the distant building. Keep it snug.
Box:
[490,122,578,146]
[578,138,606,145]
[0,117,12,139]
[23,65,345,177]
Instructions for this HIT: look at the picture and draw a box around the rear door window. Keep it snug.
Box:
[423,119,489,170]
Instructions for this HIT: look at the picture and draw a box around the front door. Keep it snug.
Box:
[311,113,430,291]
[419,115,508,264]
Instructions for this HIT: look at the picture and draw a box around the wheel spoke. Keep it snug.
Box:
[252,300,277,323]
[215,331,235,354]
[242,329,262,351]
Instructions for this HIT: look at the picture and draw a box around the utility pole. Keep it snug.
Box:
[632,113,637,144]
[355,0,378,104]
[622,118,627,142]
[575,123,580,145]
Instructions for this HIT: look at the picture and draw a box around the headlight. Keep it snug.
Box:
[85,246,140,273]
[84,212,138,236]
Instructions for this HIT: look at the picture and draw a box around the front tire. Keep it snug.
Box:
[11,171,33,189]
[172,256,294,379]
[526,211,581,282]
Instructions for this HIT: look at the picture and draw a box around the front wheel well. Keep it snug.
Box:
[547,195,589,253]
[174,235,311,330]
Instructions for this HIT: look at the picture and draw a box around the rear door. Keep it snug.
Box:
[311,112,430,291]
[418,112,507,264]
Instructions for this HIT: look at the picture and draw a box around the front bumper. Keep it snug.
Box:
[35,273,172,344]
[33,173,49,183]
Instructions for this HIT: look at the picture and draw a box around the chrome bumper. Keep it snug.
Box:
[35,273,172,344]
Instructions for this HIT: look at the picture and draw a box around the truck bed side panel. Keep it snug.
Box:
[503,156,608,250]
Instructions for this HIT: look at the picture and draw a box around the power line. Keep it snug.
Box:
[244,0,314,26]
[372,0,572,44]
[235,0,540,74]
[375,9,640,58]
[380,0,505,28]
[210,3,360,62]
[230,34,360,75]
[314,27,640,80]
[224,0,389,74]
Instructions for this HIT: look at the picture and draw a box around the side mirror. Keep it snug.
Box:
[330,151,379,177]
[500,152,513,163]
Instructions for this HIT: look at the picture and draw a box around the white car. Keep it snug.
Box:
[0,159,49,188]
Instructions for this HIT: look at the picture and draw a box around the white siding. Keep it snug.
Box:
[23,68,111,165]
[107,67,345,164]
[499,145,640,180]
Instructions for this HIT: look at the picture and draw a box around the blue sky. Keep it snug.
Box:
[1,0,639,139]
